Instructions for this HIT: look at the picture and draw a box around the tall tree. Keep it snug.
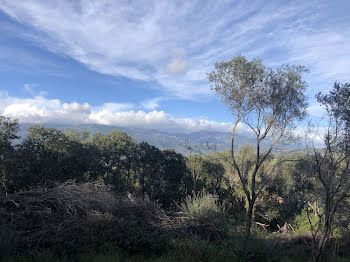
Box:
[160,149,189,208]
[208,55,308,240]
[307,82,350,262]
[136,142,165,199]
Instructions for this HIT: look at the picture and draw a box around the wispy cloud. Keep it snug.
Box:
[165,48,188,75]
[23,83,36,95]
[23,83,47,96]
[0,0,349,99]
[140,97,162,110]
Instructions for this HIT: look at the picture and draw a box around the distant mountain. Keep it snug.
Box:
[17,123,257,155]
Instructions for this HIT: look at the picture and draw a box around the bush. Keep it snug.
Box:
[293,210,317,234]
[179,190,228,230]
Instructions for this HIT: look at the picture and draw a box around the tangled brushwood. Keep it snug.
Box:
[0,180,225,257]
[0,180,117,254]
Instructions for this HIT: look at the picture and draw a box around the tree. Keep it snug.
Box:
[0,116,19,196]
[159,149,189,208]
[208,55,308,241]
[14,125,90,190]
[89,130,139,192]
[135,141,165,199]
[306,82,350,262]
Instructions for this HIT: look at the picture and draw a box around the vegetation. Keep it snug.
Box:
[0,58,349,262]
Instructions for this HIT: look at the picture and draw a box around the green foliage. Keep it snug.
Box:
[10,126,92,191]
[293,210,318,234]
[208,55,308,125]
[186,154,225,194]
[4,124,191,208]
[179,190,228,230]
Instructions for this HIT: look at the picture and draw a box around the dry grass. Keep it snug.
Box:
[0,180,225,257]
[0,180,117,252]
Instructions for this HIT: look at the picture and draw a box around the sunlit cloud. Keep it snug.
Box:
[0,93,237,133]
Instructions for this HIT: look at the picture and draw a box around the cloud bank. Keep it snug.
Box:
[0,93,238,133]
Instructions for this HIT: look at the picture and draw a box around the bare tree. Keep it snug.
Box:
[306,82,350,262]
[208,55,308,241]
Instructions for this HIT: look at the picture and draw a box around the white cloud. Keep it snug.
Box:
[61,102,91,114]
[2,0,348,100]
[0,94,237,133]
[97,102,134,113]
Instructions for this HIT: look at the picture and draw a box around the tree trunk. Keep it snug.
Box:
[314,220,330,262]
[244,201,254,242]
[314,195,331,262]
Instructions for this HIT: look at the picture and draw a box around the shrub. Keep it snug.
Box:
[293,210,318,234]
[178,190,228,231]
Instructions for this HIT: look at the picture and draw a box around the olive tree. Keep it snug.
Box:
[306,82,350,262]
[208,55,308,240]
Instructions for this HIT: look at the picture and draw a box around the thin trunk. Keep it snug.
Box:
[315,223,329,262]
[244,200,254,242]
[314,193,331,262]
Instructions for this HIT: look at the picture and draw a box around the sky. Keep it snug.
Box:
[0,0,349,134]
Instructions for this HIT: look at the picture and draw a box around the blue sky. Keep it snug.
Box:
[0,0,349,133]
